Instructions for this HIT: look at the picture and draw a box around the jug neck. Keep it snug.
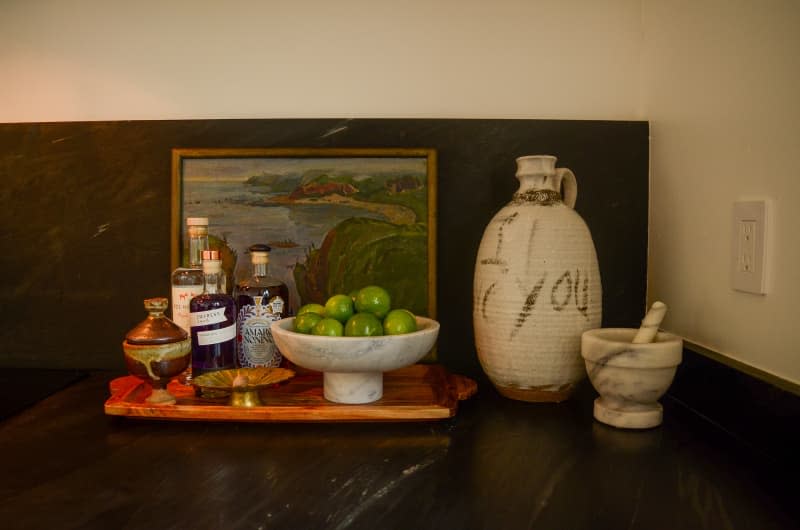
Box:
[514,155,563,203]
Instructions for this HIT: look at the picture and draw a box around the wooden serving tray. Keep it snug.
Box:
[105,364,477,422]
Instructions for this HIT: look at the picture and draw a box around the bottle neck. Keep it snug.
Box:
[202,256,224,295]
[203,271,223,294]
[187,226,209,268]
[253,262,268,277]
[251,252,270,278]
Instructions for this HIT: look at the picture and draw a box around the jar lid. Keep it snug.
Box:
[187,217,209,226]
[125,298,188,345]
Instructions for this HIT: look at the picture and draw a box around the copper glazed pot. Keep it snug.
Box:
[123,298,191,405]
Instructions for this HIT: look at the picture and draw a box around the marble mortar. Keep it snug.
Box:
[271,317,440,404]
[581,328,682,429]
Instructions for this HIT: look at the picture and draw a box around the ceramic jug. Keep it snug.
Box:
[473,155,601,402]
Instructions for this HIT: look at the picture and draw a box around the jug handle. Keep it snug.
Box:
[557,168,577,208]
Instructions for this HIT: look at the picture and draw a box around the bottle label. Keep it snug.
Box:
[171,286,204,331]
[196,323,236,346]
[236,296,284,368]
[190,307,227,328]
[268,296,285,315]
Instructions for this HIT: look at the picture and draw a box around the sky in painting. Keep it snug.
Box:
[183,157,426,182]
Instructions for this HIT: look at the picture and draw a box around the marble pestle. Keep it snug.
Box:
[632,301,667,344]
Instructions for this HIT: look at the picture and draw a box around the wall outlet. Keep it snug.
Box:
[731,200,768,294]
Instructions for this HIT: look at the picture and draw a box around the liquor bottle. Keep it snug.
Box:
[171,217,209,333]
[189,250,237,378]
[233,244,290,368]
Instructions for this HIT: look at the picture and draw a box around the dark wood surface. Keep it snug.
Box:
[0,368,86,420]
[0,371,795,530]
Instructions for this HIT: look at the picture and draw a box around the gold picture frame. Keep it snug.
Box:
[171,147,437,321]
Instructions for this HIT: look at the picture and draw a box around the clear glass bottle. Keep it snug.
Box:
[233,244,290,368]
[189,250,237,378]
[171,217,209,333]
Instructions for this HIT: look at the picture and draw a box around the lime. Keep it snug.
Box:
[383,309,417,335]
[324,294,354,323]
[354,285,391,319]
[312,317,344,336]
[344,313,384,337]
[294,313,323,334]
[297,303,326,317]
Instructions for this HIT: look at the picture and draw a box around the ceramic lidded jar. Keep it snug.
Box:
[473,155,601,402]
[123,297,191,404]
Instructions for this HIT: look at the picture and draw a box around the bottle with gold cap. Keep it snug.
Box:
[189,250,236,378]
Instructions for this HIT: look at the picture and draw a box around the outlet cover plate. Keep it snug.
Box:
[731,200,768,294]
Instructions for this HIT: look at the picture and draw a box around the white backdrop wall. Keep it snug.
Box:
[0,0,642,121]
[642,0,800,385]
[2,0,798,384]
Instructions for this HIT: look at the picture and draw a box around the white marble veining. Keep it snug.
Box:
[271,317,439,404]
[581,328,682,429]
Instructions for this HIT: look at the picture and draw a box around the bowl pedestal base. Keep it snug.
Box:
[324,371,383,404]
[593,397,663,429]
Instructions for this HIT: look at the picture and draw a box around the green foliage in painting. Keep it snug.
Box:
[294,217,429,317]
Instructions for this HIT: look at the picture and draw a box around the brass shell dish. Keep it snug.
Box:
[192,367,295,407]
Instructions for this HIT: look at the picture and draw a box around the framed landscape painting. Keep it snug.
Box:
[171,148,437,320]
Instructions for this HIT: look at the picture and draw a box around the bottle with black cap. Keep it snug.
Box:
[233,244,290,368]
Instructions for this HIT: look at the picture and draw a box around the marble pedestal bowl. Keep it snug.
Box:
[271,317,439,404]
[581,328,683,429]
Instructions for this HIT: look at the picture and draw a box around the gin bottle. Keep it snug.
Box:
[171,217,209,333]
[189,250,237,377]
[233,244,289,368]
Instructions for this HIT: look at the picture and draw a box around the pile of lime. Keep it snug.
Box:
[294,286,418,337]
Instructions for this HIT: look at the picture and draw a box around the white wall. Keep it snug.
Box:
[0,0,642,121]
[642,0,800,385]
[3,0,798,384]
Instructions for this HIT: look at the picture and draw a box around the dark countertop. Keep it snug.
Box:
[0,370,796,530]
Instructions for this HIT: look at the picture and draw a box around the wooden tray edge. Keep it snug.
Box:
[105,365,476,423]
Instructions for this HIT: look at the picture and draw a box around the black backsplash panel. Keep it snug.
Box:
[0,119,648,376]
[667,349,800,471]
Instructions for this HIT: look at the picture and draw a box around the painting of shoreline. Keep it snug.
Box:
[172,148,437,318]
